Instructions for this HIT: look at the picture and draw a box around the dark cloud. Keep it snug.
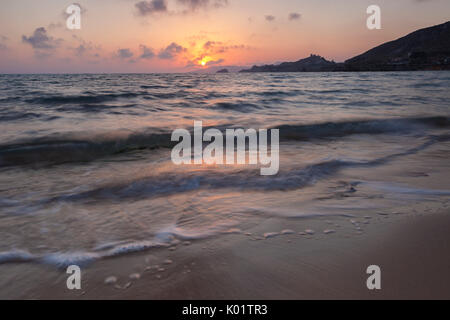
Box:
[265,15,275,22]
[288,12,301,21]
[71,35,101,59]
[203,40,219,50]
[135,0,168,16]
[139,45,155,59]
[22,27,61,50]
[204,40,247,50]
[178,0,208,10]
[135,0,227,16]
[204,41,249,54]
[212,0,228,8]
[177,0,228,11]
[117,48,134,59]
[158,42,186,59]
[206,58,224,66]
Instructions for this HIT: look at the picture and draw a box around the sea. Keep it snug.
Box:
[0,71,449,267]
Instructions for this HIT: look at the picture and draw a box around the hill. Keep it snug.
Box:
[240,21,450,72]
[345,21,450,71]
[240,54,339,73]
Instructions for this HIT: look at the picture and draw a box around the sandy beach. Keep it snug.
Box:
[1,199,448,300]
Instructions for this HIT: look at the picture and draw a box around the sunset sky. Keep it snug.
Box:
[0,0,449,73]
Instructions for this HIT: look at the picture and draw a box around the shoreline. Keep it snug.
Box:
[1,202,449,300]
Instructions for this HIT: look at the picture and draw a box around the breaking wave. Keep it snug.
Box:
[0,116,448,167]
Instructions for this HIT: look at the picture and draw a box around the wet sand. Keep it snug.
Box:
[0,201,449,300]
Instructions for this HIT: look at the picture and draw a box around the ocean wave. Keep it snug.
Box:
[25,92,144,105]
[0,222,240,268]
[0,131,174,167]
[140,85,167,89]
[55,103,140,114]
[0,116,447,167]
[36,160,364,203]
[0,250,34,263]
[254,89,304,97]
[213,101,262,111]
[42,134,448,204]
[0,112,43,122]
[277,116,449,141]
[0,96,22,103]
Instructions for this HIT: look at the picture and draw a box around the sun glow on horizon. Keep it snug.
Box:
[198,56,214,68]
[1,0,449,73]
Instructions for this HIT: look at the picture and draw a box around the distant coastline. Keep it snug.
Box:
[240,21,450,73]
